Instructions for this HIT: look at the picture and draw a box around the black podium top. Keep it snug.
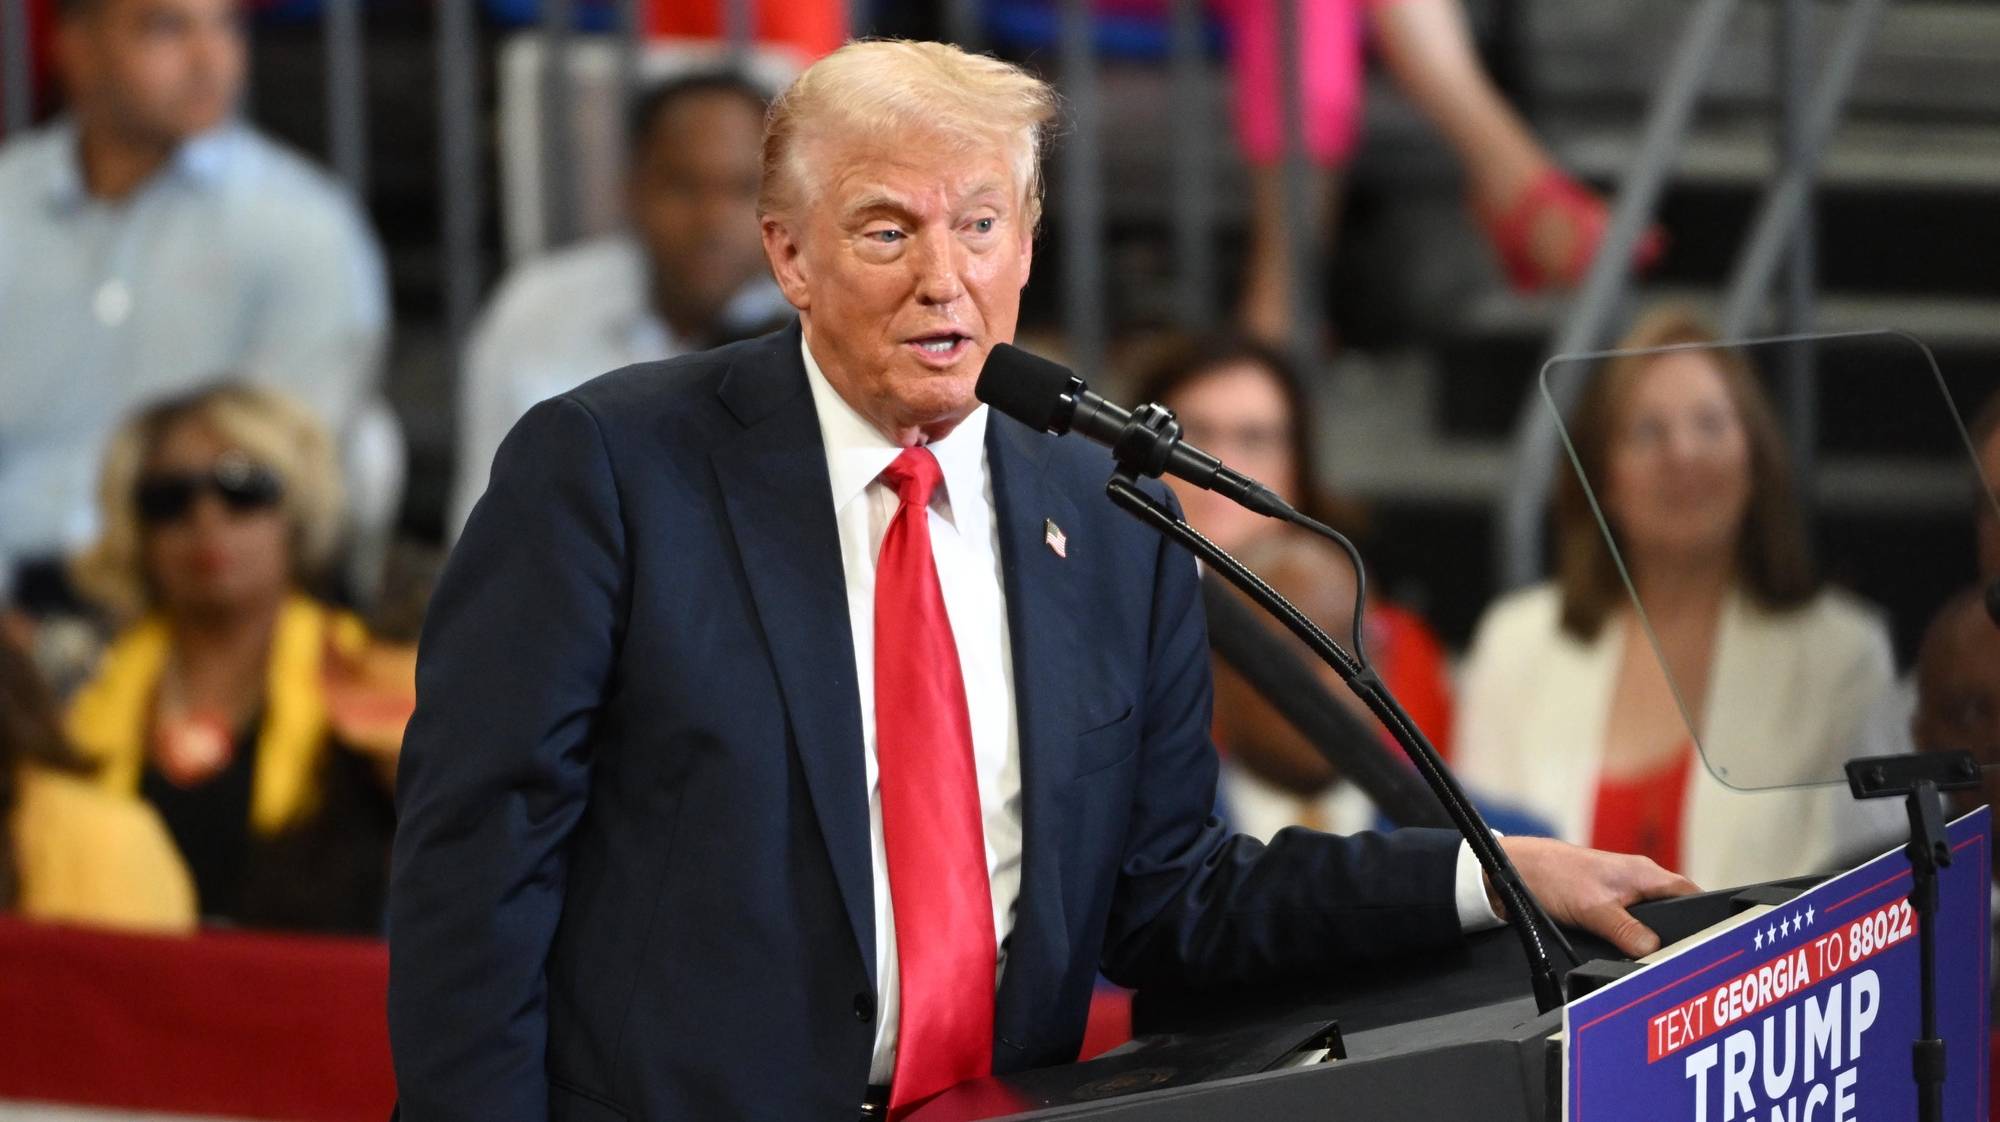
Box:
[910,880,1816,1122]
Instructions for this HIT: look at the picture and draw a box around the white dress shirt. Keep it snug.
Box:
[802,341,1023,1084]
[801,339,1499,1086]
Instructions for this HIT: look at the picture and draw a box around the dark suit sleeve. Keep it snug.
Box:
[1098,519,1465,991]
[388,396,627,1121]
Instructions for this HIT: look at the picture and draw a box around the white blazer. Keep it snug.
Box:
[1454,583,1905,891]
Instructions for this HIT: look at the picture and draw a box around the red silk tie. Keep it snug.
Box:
[875,446,996,1118]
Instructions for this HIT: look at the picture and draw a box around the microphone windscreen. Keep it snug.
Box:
[976,343,1078,433]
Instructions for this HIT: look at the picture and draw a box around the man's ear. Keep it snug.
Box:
[761,215,811,312]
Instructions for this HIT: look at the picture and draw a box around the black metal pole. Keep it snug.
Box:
[1845,753,1976,1122]
[1168,0,1214,329]
[539,0,576,250]
[1907,781,1946,1122]
[3,0,36,138]
[324,0,369,195]
[435,0,484,359]
[1274,0,1317,376]
[1775,0,1818,517]
[1058,0,1106,378]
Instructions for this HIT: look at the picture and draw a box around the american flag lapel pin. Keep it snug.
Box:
[1044,518,1068,558]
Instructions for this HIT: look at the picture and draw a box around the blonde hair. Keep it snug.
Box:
[73,384,346,621]
[759,39,1059,228]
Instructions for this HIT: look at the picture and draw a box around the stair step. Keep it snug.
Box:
[1529,0,2000,120]
[1553,118,2000,194]
[1455,288,2000,346]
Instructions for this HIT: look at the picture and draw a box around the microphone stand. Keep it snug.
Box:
[1843,750,1982,1122]
[1101,407,1578,1015]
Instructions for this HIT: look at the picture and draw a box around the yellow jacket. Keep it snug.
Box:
[65,595,373,836]
[11,766,196,933]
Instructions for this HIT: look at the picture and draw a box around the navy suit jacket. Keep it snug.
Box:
[387,324,1467,1121]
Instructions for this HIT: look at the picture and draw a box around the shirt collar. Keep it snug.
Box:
[43,119,84,207]
[800,335,989,527]
[171,125,236,187]
[45,118,237,208]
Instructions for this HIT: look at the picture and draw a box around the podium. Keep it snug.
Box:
[907,886,1726,1122]
[912,816,1992,1122]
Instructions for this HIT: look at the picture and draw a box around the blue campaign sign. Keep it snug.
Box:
[1565,807,1991,1121]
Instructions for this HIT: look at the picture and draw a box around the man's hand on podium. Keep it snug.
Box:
[1487,836,1699,958]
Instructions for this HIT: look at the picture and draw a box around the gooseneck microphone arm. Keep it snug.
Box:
[1104,475,1574,1015]
[975,343,1578,1015]
[1198,572,1454,832]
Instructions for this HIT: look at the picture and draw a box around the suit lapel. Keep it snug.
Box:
[710,332,876,985]
[987,417,1081,1055]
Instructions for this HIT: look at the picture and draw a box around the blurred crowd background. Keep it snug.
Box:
[4,0,2000,1116]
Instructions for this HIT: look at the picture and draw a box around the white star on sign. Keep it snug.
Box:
[1768,923,1778,944]
[1803,905,1814,928]
[1753,927,1765,950]
[1781,916,1792,938]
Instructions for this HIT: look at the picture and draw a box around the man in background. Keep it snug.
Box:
[1909,584,2000,1023]
[449,71,790,535]
[1967,392,2000,582]
[0,0,388,608]
[1913,587,2000,817]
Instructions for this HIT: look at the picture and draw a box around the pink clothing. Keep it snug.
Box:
[1217,0,1406,167]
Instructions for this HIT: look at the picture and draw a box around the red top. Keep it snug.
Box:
[1208,598,1456,763]
[1591,743,1696,874]
[1366,601,1454,757]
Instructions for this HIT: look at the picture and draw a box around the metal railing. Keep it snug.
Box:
[1168,0,1218,331]
[0,0,28,138]
[1058,0,1107,377]
[1495,0,1889,590]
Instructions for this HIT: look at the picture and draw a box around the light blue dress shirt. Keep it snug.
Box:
[0,118,388,575]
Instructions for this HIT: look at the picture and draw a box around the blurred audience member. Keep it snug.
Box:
[1455,308,1896,888]
[452,71,792,534]
[4,627,195,933]
[1966,392,2000,582]
[64,386,405,935]
[1225,0,1660,343]
[1909,586,2000,997]
[1133,334,1455,838]
[0,0,387,607]
[1912,585,2000,832]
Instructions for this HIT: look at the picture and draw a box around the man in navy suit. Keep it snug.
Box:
[387,39,1693,1122]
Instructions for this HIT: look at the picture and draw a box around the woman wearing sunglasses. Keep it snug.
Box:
[62,384,402,935]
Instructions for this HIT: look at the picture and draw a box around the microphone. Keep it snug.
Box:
[975,344,1297,522]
